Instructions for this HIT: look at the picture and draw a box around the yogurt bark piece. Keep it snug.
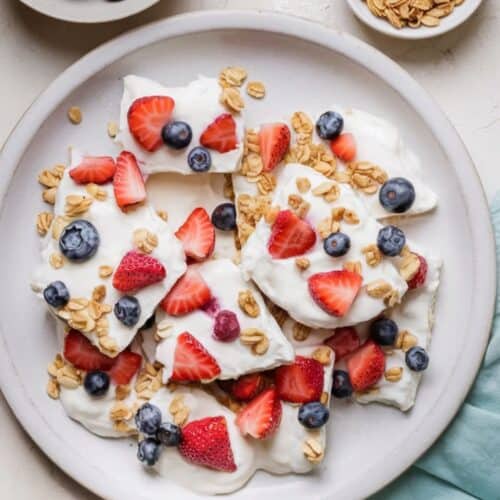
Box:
[155,258,295,382]
[117,75,245,175]
[32,148,187,356]
[240,163,408,329]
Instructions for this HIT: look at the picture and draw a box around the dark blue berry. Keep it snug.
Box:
[211,203,236,231]
[59,220,100,262]
[370,318,398,346]
[137,438,161,466]
[114,296,141,327]
[162,121,192,149]
[188,146,211,172]
[332,370,353,398]
[298,402,330,429]
[140,315,155,331]
[316,111,344,140]
[323,232,350,257]
[377,225,406,256]
[379,178,415,213]
[157,422,182,447]
[135,403,162,435]
[43,281,70,308]
[405,346,429,372]
[83,371,110,397]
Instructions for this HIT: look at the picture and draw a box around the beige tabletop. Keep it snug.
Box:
[0,0,498,498]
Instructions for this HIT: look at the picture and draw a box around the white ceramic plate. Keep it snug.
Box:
[346,0,483,39]
[18,0,159,23]
[0,10,495,500]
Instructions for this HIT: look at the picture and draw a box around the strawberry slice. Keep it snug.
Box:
[259,123,291,171]
[127,95,175,152]
[346,340,385,391]
[200,113,238,153]
[170,332,221,382]
[108,350,142,385]
[268,209,316,259]
[230,373,265,401]
[160,267,212,316]
[113,151,146,210]
[69,156,116,185]
[407,254,428,289]
[275,356,324,403]
[308,270,362,317]
[112,250,166,293]
[330,133,356,162]
[63,330,115,371]
[175,207,215,262]
[323,326,360,361]
[235,388,282,439]
[179,416,236,472]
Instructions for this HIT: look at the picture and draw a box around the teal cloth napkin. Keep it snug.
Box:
[372,196,500,500]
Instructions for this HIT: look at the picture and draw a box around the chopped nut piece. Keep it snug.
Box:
[256,172,276,195]
[303,437,324,464]
[312,346,332,365]
[115,384,131,401]
[395,330,418,352]
[156,320,172,339]
[68,106,82,124]
[264,205,280,225]
[110,402,133,422]
[246,81,266,99]
[296,177,311,193]
[219,66,247,87]
[343,260,362,275]
[317,216,340,239]
[268,302,288,327]
[65,194,92,217]
[220,87,244,113]
[156,209,168,222]
[240,328,269,355]
[113,421,136,434]
[295,257,310,271]
[291,111,313,135]
[85,183,107,201]
[169,395,190,427]
[66,298,88,311]
[238,289,260,318]
[42,187,57,205]
[47,378,60,399]
[38,166,64,188]
[366,280,392,299]
[133,228,158,254]
[241,152,263,178]
[384,289,401,307]
[312,181,340,202]
[99,336,119,356]
[92,285,106,303]
[320,391,329,405]
[107,121,118,138]
[399,252,421,281]
[385,366,404,382]
[292,322,311,342]
[49,252,64,269]
[99,265,114,279]
[51,216,70,239]
[347,161,388,194]
[36,212,54,236]
[362,244,382,267]
[343,209,360,224]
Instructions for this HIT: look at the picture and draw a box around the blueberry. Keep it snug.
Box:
[316,111,344,140]
[157,422,182,447]
[137,438,161,466]
[379,178,416,213]
[135,403,162,435]
[211,203,236,231]
[114,296,141,327]
[188,146,211,172]
[323,232,350,257]
[83,371,110,397]
[59,220,100,262]
[332,370,353,399]
[43,281,70,308]
[161,121,192,149]
[405,346,429,372]
[298,402,330,429]
[377,225,406,256]
[140,315,155,331]
[370,318,398,346]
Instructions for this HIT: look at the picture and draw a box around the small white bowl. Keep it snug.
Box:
[346,0,483,39]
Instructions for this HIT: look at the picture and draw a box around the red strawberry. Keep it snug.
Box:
[170,332,221,382]
[235,388,282,439]
[323,327,361,361]
[108,350,142,385]
[160,267,212,316]
[63,330,115,371]
[275,356,324,403]
[179,416,236,472]
[259,123,291,171]
[175,207,215,262]
[113,151,146,209]
[330,133,356,162]
[308,270,362,317]
[127,95,175,152]
[231,373,265,401]
[112,250,166,292]
[69,156,116,185]
[407,254,428,289]
[346,340,385,391]
[200,113,238,153]
[268,210,316,259]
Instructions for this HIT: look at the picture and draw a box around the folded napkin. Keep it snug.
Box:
[372,196,500,500]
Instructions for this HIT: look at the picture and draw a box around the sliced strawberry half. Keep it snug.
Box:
[275,356,324,403]
[69,156,116,185]
[112,250,166,293]
[346,340,385,391]
[268,209,316,259]
[113,151,146,210]
[160,267,212,316]
[330,133,356,162]
[308,270,362,317]
[175,207,215,262]
[127,95,175,152]
[230,373,265,401]
[407,254,428,289]
[323,326,361,361]
[200,113,238,153]
[259,123,291,172]
[170,332,221,382]
[179,416,236,472]
[235,387,282,439]
[108,350,142,385]
[63,330,115,371]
